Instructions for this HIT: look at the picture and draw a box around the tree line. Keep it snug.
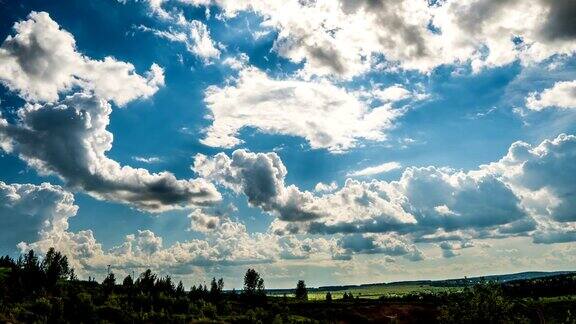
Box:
[1,247,574,323]
[0,248,311,323]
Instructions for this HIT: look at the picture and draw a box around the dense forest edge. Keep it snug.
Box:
[0,248,575,323]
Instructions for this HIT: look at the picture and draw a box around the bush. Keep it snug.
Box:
[438,283,530,323]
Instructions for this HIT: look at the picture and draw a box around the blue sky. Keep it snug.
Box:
[1,0,576,288]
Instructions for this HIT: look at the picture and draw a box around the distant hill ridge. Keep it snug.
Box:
[264,270,575,293]
[312,271,576,292]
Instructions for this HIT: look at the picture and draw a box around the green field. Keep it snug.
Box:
[269,283,464,300]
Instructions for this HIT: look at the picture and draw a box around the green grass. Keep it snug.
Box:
[533,295,576,303]
[269,284,463,300]
[0,267,10,281]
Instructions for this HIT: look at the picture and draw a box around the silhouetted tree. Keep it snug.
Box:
[123,274,134,288]
[22,250,43,295]
[189,285,199,300]
[42,248,70,289]
[176,280,185,297]
[244,268,265,297]
[155,275,175,295]
[102,272,116,295]
[218,278,224,292]
[136,269,156,294]
[210,277,224,301]
[295,280,308,300]
[69,268,77,281]
[326,292,332,302]
[0,255,16,268]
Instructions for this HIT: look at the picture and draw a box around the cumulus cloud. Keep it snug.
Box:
[0,181,77,250]
[314,181,338,193]
[526,80,576,110]
[485,133,576,224]
[201,66,402,152]
[194,150,418,229]
[0,11,164,105]
[370,85,413,103]
[193,149,323,221]
[347,161,401,177]
[168,0,576,77]
[195,134,576,245]
[17,203,278,275]
[0,93,220,212]
[267,166,526,237]
[19,208,340,277]
[438,0,576,72]
[188,208,221,232]
[268,133,576,244]
[195,145,530,238]
[398,166,526,231]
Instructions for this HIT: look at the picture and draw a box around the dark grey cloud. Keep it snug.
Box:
[0,93,220,212]
[401,167,527,230]
[338,233,424,261]
[540,0,576,41]
[533,228,576,244]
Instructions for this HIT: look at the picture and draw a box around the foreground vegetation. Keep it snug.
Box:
[0,248,575,323]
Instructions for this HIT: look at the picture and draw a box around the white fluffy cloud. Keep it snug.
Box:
[314,181,338,193]
[0,12,164,105]
[9,133,576,279]
[484,133,576,224]
[193,150,418,229]
[289,167,526,237]
[18,204,341,278]
[526,80,576,110]
[171,0,576,77]
[198,134,576,246]
[0,93,220,212]
[201,66,403,152]
[0,181,77,250]
[0,12,221,212]
[20,214,279,276]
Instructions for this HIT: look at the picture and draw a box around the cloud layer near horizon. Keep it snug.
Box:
[4,132,575,280]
